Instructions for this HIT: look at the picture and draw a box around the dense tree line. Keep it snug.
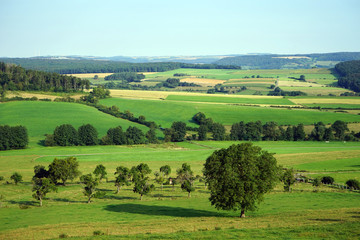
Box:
[104,72,145,82]
[0,125,28,150]
[267,87,307,96]
[0,62,90,94]
[192,112,359,142]
[45,123,156,147]
[335,60,360,92]
[155,78,201,88]
[0,59,240,74]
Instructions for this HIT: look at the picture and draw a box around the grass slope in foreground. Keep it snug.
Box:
[0,101,150,147]
[0,141,359,239]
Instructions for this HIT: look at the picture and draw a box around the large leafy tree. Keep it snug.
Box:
[32,178,57,207]
[48,157,81,185]
[154,165,172,190]
[78,124,98,146]
[10,172,23,185]
[170,121,187,142]
[53,124,78,146]
[331,120,349,140]
[204,143,279,218]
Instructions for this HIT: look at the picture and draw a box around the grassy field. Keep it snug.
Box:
[0,101,151,147]
[0,141,359,239]
[100,97,360,128]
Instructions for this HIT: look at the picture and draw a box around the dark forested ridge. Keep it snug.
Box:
[0,62,90,93]
[214,52,360,69]
[335,60,360,92]
[0,58,240,74]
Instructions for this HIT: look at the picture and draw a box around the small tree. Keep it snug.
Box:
[204,143,279,218]
[198,125,208,141]
[146,128,158,144]
[312,177,321,192]
[131,163,154,200]
[10,172,22,185]
[177,163,195,197]
[93,164,107,183]
[32,178,57,207]
[281,168,296,192]
[346,179,360,190]
[114,166,131,193]
[80,174,99,203]
[181,180,195,198]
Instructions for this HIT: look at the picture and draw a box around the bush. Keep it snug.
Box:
[93,230,104,236]
[346,179,360,190]
[59,233,69,238]
[321,176,335,184]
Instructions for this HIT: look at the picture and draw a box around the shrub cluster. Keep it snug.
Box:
[0,125,28,150]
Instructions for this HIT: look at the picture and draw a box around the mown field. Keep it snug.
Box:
[0,141,359,239]
[100,96,360,128]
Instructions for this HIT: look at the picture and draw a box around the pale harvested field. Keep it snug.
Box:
[109,89,284,100]
[6,92,84,100]
[278,81,325,87]
[180,78,225,86]
[66,73,113,78]
[290,98,360,105]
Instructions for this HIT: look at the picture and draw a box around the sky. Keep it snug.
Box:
[0,0,359,57]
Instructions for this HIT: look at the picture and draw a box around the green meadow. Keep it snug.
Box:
[0,101,151,146]
[0,141,359,239]
[100,97,360,128]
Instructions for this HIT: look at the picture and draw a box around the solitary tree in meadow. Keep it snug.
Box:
[32,178,57,207]
[177,163,195,197]
[10,172,23,185]
[204,143,279,218]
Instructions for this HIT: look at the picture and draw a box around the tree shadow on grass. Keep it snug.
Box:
[101,195,137,201]
[52,198,84,203]
[104,203,226,218]
[8,200,38,206]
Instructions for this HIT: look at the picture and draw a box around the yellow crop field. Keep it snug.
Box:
[109,89,284,100]
[180,78,225,86]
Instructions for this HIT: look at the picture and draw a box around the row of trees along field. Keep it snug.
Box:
[44,124,158,147]
[0,62,90,94]
[0,125,28,150]
[335,60,360,92]
[189,112,359,142]
[0,58,241,74]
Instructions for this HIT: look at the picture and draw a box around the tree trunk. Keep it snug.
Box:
[116,185,120,194]
[188,192,191,198]
[140,194,143,200]
[240,209,245,218]
[88,197,91,204]
[39,197,42,207]
[161,183,163,191]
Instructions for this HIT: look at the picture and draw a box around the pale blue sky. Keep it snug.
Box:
[1,0,359,57]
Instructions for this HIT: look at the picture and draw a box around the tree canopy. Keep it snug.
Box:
[204,143,279,217]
